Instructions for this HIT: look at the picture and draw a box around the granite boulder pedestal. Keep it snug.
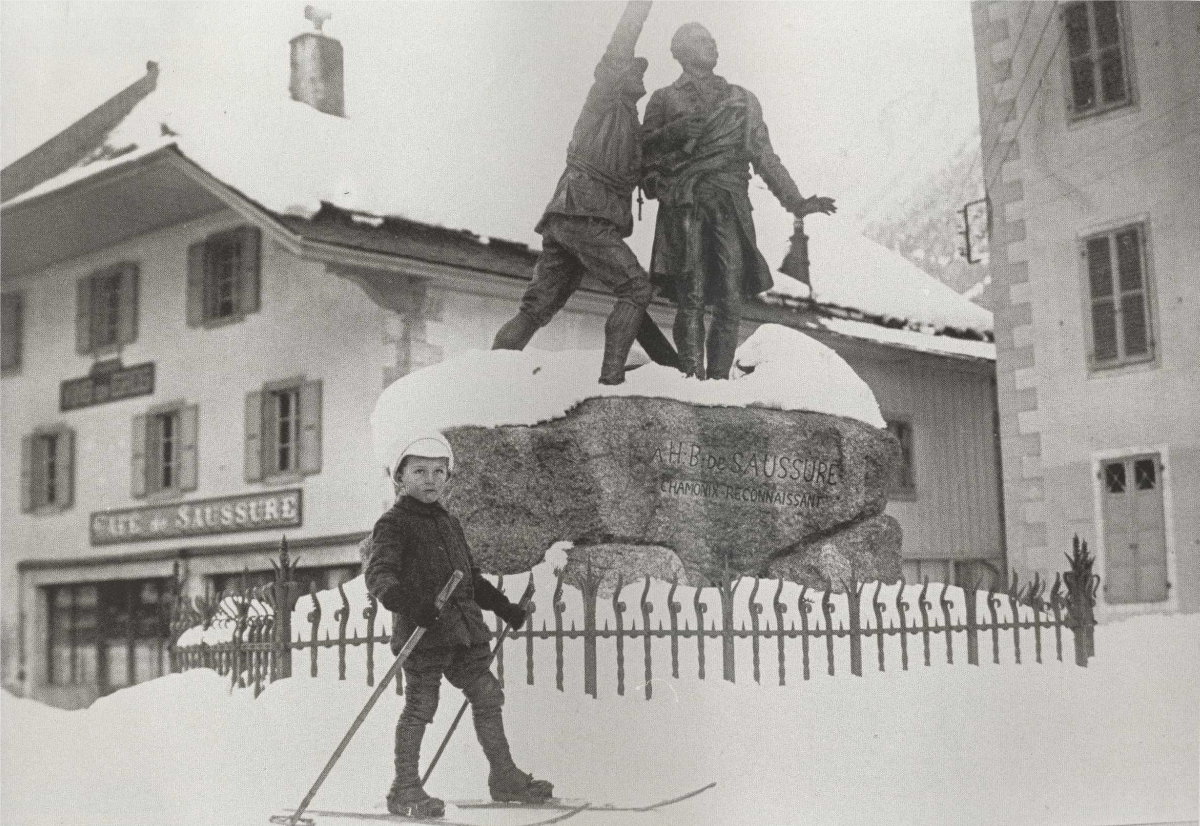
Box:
[440,395,902,592]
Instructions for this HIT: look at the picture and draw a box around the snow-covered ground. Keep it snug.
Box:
[4,548,1198,826]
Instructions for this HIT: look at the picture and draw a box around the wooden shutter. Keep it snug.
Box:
[1092,0,1127,105]
[237,227,262,316]
[1063,3,1095,112]
[118,264,139,346]
[244,391,264,482]
[179,405,199,492]
[1115,227,1150,358]
[299,379,323,475]
[76,276,93,354]
[2,293,22,371]
[1086,236,1118,363]
[186,241,207,327]
[131,414,148,498]
[20,435,34,512]
[58,428,75,510]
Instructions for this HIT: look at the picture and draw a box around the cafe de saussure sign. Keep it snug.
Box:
[90,489,302,546]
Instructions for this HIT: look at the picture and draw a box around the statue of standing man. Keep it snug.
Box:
[643,23,837,380]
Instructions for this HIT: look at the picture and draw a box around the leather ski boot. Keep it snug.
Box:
[387,720,445,819]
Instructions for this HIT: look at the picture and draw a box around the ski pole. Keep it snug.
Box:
[272,570,464,826]
[421,577,535,786]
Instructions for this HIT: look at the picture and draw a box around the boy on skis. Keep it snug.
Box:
[365,432,552,819]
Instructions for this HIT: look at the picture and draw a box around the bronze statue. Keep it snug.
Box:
[492,1,663,385]
[643,22,837,380]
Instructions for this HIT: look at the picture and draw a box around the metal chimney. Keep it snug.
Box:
[289,6,345,117]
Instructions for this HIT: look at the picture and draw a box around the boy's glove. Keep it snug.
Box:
[412,599,441,629]
[377,585,407,614]
[496,601,528,631]
[473,570,528,630]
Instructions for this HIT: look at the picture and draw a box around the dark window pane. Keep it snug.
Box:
[207,237,241,320]
[1134,458,1156,490]
[1099,48,1127,104]
[1070,57,1097,110]
[90,272,123,349]
[1105,462,1126,493]
[1092,299,1118,361]
[1115,228,1143,292]
[1121,293,1149,356]
[1093,1,1121,47]
[1063,4,1093,57]
[1086,237,1113,298]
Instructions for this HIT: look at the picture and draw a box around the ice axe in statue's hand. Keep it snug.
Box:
[779,196,837,288]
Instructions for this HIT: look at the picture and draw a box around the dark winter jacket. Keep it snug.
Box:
[365,496,493,653]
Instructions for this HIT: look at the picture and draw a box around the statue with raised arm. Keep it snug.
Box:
[492,1,673,385]
[642,22,837,380]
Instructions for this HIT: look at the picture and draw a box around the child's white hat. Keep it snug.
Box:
[388,431,455,480]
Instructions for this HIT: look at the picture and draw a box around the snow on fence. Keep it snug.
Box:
[167,538,1100,699]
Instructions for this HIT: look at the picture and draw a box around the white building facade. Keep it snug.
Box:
[971,0,1199,616]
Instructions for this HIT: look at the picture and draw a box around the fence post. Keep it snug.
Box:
[579,554,601,699]
[307,582,321,678]
[845,575,863,677]
[963,578,980,666]
[612,573,627,695]
[668,577,682,681]
[772,579,787,687]
[717,559,736,683]
[1064,536,1098,667]
[270,536,298,681]
[640,576,654,700]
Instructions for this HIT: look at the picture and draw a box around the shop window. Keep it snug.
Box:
[885,418,916,499]
[1062,2,1134,119]
[20,426,74,513]
[47,579,171,690]
[2,292,23,374]
[209,564,359,609]
[1083,223,1155,369]
[1101,454,1167,604]
[244,379,322,482]
[186,226,261,327]
[132,403,199,498]
[75,263,138,355]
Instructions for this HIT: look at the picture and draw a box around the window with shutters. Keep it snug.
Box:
[21,425,75,514]
[132,402,199,499]
[2,292,23,374]
[1100,453,1168,604]
[245,378,322,482]
[1062,1,1134,120]
[187,227,262,328]
[46,579,171,690]
[1082,223,1155,370]
[885,418,916,499]
[76,263,139,356]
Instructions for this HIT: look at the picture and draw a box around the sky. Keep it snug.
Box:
[0,1,983,260]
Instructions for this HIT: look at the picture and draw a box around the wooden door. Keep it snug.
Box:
[1101,455,1168,604]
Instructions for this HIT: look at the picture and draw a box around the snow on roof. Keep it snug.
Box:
[761,216,993,335]
[7,36,992,340]
[371,324,885,474]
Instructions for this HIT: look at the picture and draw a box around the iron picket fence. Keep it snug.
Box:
[168,537,1100,699]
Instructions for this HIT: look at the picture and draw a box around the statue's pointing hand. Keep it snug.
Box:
[794,196,837,218]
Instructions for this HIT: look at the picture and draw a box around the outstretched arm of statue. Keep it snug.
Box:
[595,1,652,84]
[746,93,837,218]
